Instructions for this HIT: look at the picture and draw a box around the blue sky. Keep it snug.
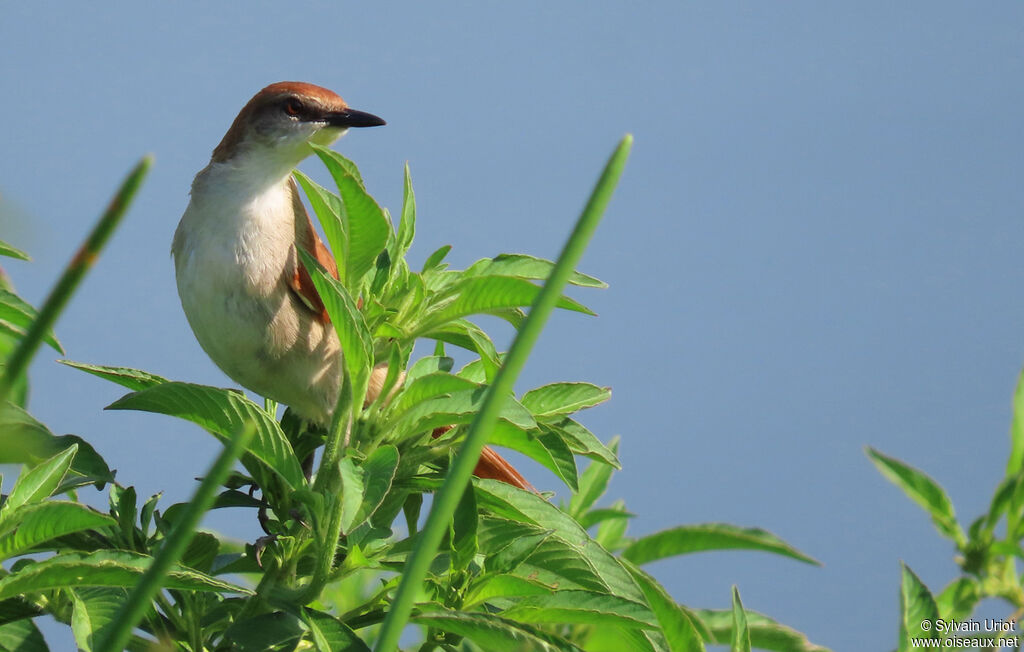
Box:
[3,3,1024,649]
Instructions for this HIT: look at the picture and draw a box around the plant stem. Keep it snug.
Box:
[373,134,633,652]
[0,156,152,404]
[95,422,254,652]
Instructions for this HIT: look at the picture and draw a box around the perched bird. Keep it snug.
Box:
[172,82,530,489]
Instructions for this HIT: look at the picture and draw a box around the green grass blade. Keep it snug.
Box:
[0,156,151,404]
[374,134,632,652]
[95,422,254,652]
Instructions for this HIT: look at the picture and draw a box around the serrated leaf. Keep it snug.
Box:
[106,382,304,489]
[0,550,251,599]
[867,447,965,545]
[580,507,634,531]
[298,248,373,402]
[57,360,168,392]
[0,290,62,353]
[311,145,389,288]
[406,355,455,383]
[474,479,644,602]
[1,445,77,516]
[544,418,620,468]
[0,617,46,652]
[414,275,594,336]
[413,611,584,652]
[388,388,536,439]
[465,253,606,288]
[224,611,304,652]
[569,437,619,519]
[731,587,751,652]
[690,609,830,652]
[0,501,114,560]
[0,404,113,489]
[935,576,980,621]
[521,382,611,418]
[360,445,399,528]
[625,562,705,651]
[422,244,452,272]
[451,485,478,570]
[899,563,939,651]
[303,607,371,652]
[501,590,656,629]
[594,500,632,551]
[337,458,365,535]
[488,423,578,491]
[622,523,818,566]
[0,241,30,262]
[70,588,127,652]
[463,574,555,609]
[388,372,478,418]
[396,163,416,259]
[293,171,348,282]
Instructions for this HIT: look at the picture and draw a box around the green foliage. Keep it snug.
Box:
[0,146,829,651]
[869,365,1024,647]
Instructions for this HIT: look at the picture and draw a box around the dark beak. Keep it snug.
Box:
[323,108,386,128]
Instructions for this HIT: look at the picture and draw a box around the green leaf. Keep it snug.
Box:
[521,382,611,417]
[0,241,30,262]
[501,590,656,629]
[405,356,454,383]
[731,587,751,652]
[487,423,578,491]
[361,445,400,528]
[544,418,620,468]
[413,611,583,652]
[625,562,705,651]
[0,550,251,599]
[337,458,365,536]
[0,617,47,652]
[935,577,980,621]
[224,611,304,652]
[311,145,390,288]
[297,248,373,402]
[1,445,78,516]
[0,501,114,560]
[106,382,304,490]
[568,437,619,519]
[478,518,553,575]
[57,360,168,392]
[396,163,416,260]
[1009,366,1024,475]
[594,501,632,551]
[70,588,127,652]
[866,447,965,545]
[388,372,478,418]
[465,253,606,288]
[422,244,452,272]
[899,563,939,651]
[580,507,634,531]
[622,523,819,566]
[451,485,478,570]
[463,574,554,609]
[293,171,348,281]
[414,275,594,336]
[0,404,113,489]
[690,609,830,652]
[388,388,536,439]
[302,608,371,652]
[0,290,62,354]
[0,598,42,627]
[474,479,645,602]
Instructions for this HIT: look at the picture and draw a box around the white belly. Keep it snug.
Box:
[172,179,340,423]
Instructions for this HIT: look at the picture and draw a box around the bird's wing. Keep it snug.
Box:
[287,176,338,323]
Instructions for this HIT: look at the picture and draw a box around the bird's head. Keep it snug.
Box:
[210,81,385,173]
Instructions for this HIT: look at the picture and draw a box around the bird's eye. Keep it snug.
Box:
[284,99,302,116]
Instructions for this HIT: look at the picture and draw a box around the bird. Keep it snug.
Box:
[171,82,531,490]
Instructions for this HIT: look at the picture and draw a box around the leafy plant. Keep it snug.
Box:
[0,141,828,651]
[869,370,1024,651]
